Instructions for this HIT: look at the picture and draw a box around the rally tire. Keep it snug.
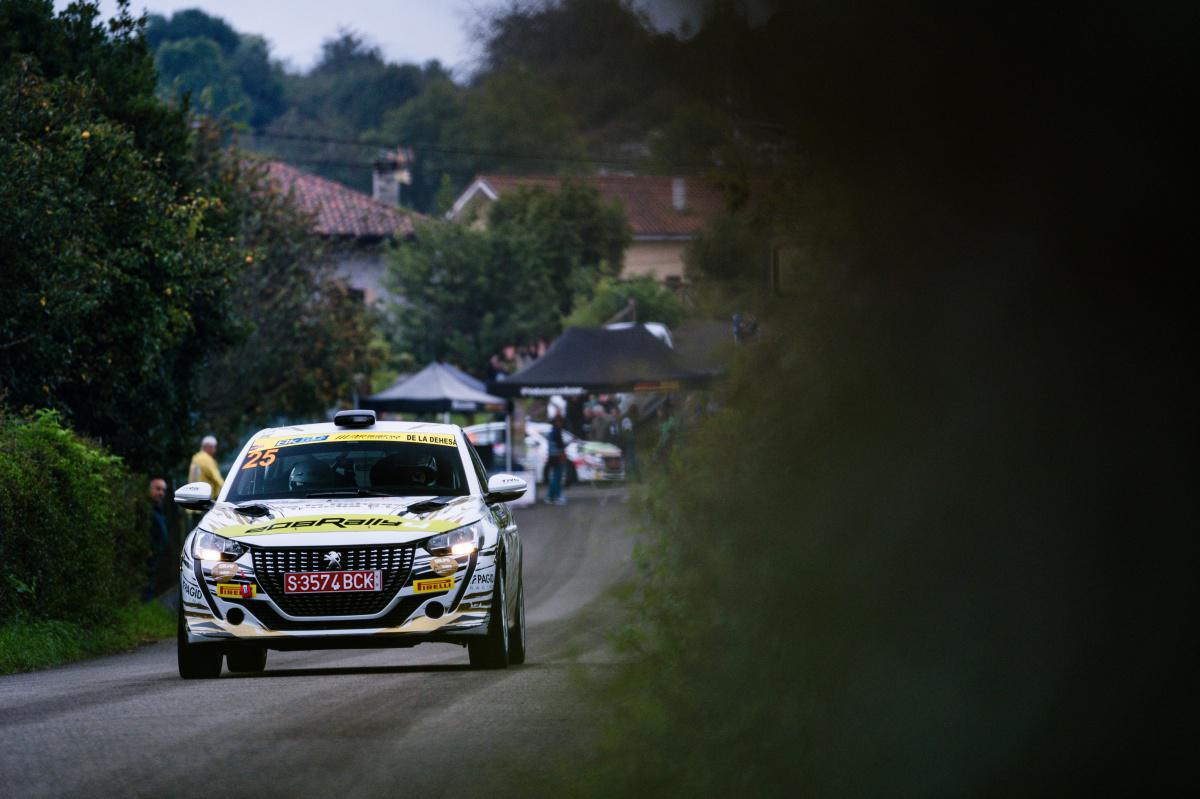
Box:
[468,564,509,669]
[226,646,268,674]
[177,607,222,679]
[508,574,527,665]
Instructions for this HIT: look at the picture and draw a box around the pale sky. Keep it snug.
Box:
[55,0,497,74]
[53,0,711,76]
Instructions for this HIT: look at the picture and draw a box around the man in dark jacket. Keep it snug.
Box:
[545,416,568,506]
[143,478,168,601]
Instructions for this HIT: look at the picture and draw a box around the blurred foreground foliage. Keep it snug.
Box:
[0,411,146,624]
[535,1,1193,796]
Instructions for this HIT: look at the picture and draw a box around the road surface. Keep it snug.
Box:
[0,485,633,798]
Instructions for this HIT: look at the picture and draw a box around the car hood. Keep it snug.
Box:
[578,440,622,457]
[197,496,482,548]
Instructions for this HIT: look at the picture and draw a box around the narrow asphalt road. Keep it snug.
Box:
[0,485,634,798]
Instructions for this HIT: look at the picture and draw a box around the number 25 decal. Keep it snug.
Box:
[241,448,278,470]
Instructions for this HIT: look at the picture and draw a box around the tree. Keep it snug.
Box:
[385,181,632,372]
[487,181,631,318]
[145,8,239,55]
[154,36,251,121]
[683,211,764,283]
[563,276,685,328]
[0,52,238,472]
[384,222,558,373]
[190,155,381,445]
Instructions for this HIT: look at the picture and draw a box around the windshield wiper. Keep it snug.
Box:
[305,488,393,498]
[404,496,457,514]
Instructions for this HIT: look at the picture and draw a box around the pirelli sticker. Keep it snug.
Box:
[248,431,458,451]
[413,577,454,594]
[216,583,257,599]
[217,514,461,538]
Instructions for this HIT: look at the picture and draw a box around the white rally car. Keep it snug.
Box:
[174,410,527,678]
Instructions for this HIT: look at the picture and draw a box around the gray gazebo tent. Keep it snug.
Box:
[359,361,514,470]
[360,361,506,415]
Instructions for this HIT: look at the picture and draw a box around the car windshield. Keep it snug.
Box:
[226,435,469,502]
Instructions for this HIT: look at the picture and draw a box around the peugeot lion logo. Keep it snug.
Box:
[324,551,342,569]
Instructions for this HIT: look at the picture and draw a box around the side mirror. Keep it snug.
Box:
[175,481,214,511]
[486,474,527,504]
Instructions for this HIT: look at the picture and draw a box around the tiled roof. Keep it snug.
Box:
[471,174,729,237]
[262,161,417,239]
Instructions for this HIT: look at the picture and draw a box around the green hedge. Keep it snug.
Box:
[0,411,147,623]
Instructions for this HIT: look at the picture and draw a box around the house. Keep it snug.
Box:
[446,174,730,283]
[262,161,421,305]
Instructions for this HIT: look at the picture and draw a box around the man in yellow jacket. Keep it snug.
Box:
[188,435,224,499]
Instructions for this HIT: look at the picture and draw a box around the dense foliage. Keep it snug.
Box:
[135,1,774,212]
[147,8,284,126]
[0,2,377,468]
[0,0,239,472]
[528,0,1193,795]
[190,150,381,445]
[563,276,684,328]
[385,181,629,371]
[0,411,147,624]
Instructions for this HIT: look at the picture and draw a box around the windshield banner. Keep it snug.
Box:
[247,431,458,452]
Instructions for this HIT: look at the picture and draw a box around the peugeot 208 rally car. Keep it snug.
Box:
[174,410,528,679]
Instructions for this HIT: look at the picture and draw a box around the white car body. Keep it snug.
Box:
[176,416,526,677]
[465,421,625,484]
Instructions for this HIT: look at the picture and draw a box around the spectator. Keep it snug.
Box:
[544,415,568,506]
[143,477,168,602]
[188,435,224,499]
[566,395,586,437]
[620,402,639,479]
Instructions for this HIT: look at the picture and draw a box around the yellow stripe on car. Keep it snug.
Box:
[219,514,461,538]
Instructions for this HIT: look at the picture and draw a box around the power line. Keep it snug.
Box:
[240,128,715,172]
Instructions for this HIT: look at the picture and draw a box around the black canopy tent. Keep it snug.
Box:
[360,361,506,414]
[487,326,714,398]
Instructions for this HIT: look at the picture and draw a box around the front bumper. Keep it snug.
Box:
[180,541,499,648]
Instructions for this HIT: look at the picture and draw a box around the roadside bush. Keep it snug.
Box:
[0,411,147,624]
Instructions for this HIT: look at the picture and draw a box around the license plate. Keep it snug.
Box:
[283,570,383,594]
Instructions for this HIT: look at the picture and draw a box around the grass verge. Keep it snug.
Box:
[0,601,175,675]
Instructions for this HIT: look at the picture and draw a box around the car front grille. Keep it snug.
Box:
[249,544,415,617]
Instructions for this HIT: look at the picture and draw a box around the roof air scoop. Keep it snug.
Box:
[334,409,376,428]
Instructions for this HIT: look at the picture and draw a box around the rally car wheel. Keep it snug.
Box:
[508,574,527,665]
[468,565,509,669]
[226,646,268,674]
[177,607,222,679]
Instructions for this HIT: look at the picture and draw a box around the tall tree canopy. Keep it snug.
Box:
[386,181,629,372]
[0,1,378,471]
[0,0,238,471]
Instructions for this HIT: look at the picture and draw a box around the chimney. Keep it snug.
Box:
[373,157,399,206]
[672,177,687,212]
[372,148,412,206]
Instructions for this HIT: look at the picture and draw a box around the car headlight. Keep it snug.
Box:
[425,522,483,557]
[193,531,246,562]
